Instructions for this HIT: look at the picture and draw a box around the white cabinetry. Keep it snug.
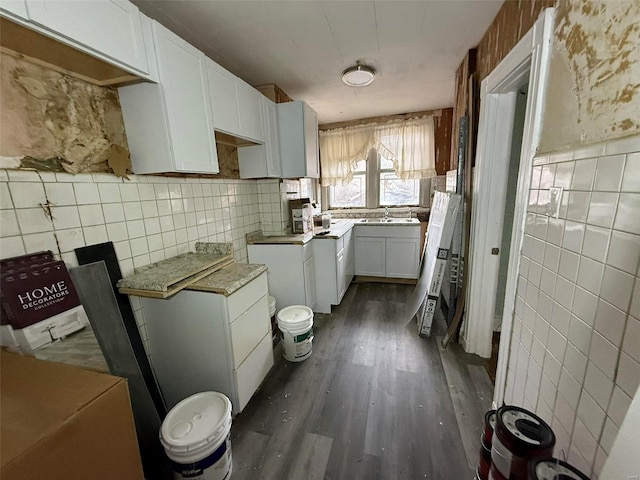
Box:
[141,272,273,414]
[236,79,264,143]
[23,0,150,76]
[206,59,264,143]
[314,227,355,314]
[354,236,386,277]
[247,242,315,311]
[118,21,219,174]
[278,101,319,178]
[206,59,240,136]
[238,97,282,178]
[354,225,420,279]
[386,238,421,279]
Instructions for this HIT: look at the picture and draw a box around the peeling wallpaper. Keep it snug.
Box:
[0,53,131,175]
[0,53,242,179]
[539,0,640,152]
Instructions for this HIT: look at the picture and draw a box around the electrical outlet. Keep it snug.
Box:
[547,186,563,218]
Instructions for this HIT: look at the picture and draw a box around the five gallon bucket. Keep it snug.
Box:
[277,305,314,362]
[489,406,555,480]
[160,392,233,480]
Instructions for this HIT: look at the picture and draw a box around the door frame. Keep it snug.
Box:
[462,9,555,407]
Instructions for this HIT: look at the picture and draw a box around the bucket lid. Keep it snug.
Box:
[160,392,231,453]
[528,458,589,480]
[277,305,313,324]
[496,405,555,451]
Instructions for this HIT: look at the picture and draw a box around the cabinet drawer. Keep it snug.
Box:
[227,272,268,321]
[234,332,274,413]
[335,236,344,254]
[230,294,270,368]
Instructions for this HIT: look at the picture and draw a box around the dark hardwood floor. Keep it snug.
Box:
[230,282,492,480]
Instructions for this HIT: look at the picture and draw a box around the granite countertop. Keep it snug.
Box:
[246,220,356,245]
[312,219,355,239]
[186,263,268,296]
[117,242,234,298]
[246,230,314,245]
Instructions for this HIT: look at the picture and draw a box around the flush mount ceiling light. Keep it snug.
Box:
[341,63,376,87]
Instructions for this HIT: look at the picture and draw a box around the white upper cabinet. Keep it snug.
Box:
[118,20,219,174]
[206,59,240,136]
[235,79,264,143]
[23,0,150,76]
[207,58,264,143]
[0,0,28,20]
[238,97,281,179]
[278,101,320,178]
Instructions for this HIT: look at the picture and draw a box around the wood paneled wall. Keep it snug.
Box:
[450,0,555,170]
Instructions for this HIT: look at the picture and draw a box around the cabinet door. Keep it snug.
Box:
[152,22,218,173]
[303,255,316,310]
[263,98,282,177]
[279,101,319,178]
[25,0,149,75]
[355,237,386,277]
[235,332,273,413]
[237,97,281,179]
[386,238,420,279]
[303,102,320,178]
[336,248,347,301]
[236,80,264,143]
[206,59,240,136]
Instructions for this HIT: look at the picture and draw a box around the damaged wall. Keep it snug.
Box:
[539,0,640,152]
[0,53,131,176]
[0,52,241,178]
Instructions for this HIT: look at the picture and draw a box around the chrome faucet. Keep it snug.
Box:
[384,206,389,219]
[408,209,413,218]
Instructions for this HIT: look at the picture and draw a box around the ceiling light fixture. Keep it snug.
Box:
[341,63,376,87]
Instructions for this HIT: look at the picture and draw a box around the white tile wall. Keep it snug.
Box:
[0,170,262,354]
[503,135,640,479]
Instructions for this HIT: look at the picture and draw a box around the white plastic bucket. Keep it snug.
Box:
[268,296,276,318]
[277,305,314,362]
[160,392,233,480]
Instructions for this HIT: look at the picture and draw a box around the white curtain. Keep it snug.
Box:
[318,124,376,186]
[319,115,436,186]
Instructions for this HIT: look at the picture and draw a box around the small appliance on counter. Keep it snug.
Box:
[290,198,313,233]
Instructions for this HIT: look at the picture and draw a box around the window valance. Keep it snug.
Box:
[319,115,436,186]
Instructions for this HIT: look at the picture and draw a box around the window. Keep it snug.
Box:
[379,155,420,206]
[328,159,366,208]
[328,150,422,209]
[319,114,435,209]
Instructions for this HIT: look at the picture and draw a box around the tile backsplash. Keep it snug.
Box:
[0,169,262,353]
[504,135,640,478]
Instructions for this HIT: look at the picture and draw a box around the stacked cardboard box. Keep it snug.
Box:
[0,351,145,480]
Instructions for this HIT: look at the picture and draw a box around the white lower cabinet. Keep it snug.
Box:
[141,272,273,414]
[354,236,386,277]
[247,242,315,312]
[313,228,354,314]
[354,225,420,279]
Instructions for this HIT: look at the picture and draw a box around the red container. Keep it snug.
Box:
[483,409,497,445]
[490,406,555,480]
[477,433,492,480]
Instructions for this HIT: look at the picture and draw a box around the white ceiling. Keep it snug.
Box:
[133,0,503,124]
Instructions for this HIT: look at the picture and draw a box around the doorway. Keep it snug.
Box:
[462,8,555,408]
[486,82,528,382]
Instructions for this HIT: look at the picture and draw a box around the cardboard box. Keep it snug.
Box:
[0,351,145,480]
